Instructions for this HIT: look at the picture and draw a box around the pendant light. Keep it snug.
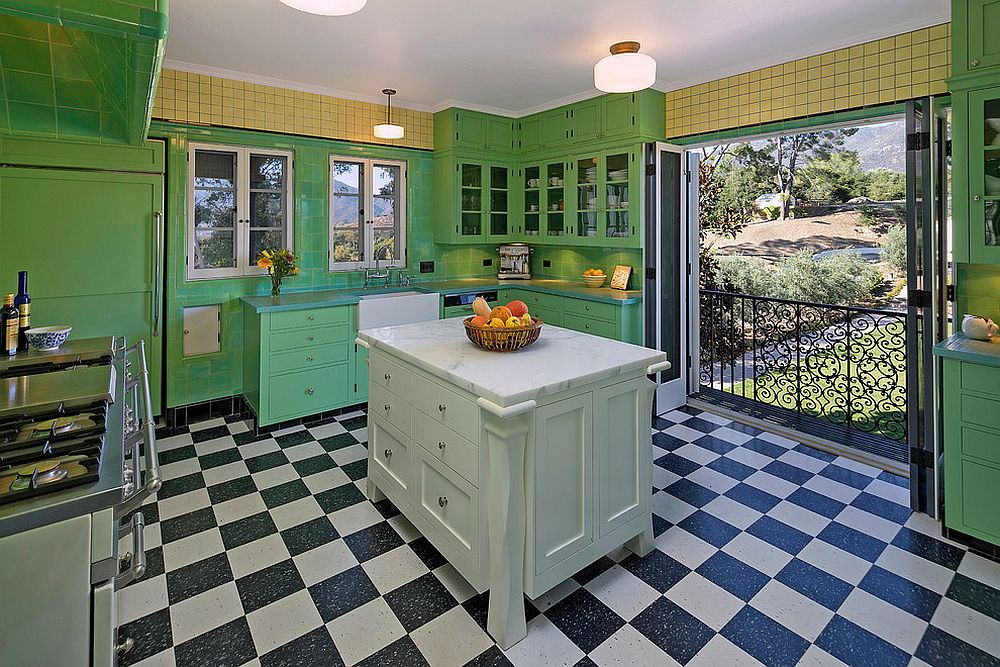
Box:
[277,0,367,16]
[594,41,656,93]
[373,89,405,139]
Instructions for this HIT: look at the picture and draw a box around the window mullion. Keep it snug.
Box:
[364,158,374,269]
[238,148,251,274]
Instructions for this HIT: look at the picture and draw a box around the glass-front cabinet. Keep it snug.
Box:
[544,160,567,239]
[459,160,485,240]
[487,164,513,242]
[523,165,542,239]
[566,148,640,248]
[971,88,1000,262]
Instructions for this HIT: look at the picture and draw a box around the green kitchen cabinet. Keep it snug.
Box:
[953,0,1000,80]
[958,86,1000,263]
[518,115,542,153]
[540,109,569,148]
[568,147,641,247]
[434,155,520,244]
[486,116,516,154]
[242,303,363,426]
[568,100,602,143]
[486,163,516,242]
[521,163,543,239]
[942,358,1000,546]
[504,289,642,344]
[541,159,570,241]
[0,165,164,412]
[435,109,515,155]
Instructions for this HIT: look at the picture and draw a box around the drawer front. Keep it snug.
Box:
[960,458,1000,540]
[443,304,476,319]
[961,393,1000,432]
[370,382,412,436]
[268,364,349,419]
[566,315,618,339]
[270,323,349,353]
[370,353,414,397]
[961,362,1000,396]
[962,425,1000,465]
[564,298,617,322]
[414,380,479,442]
[522,291,562,311]
[414,410,479,485]
[415,447,479,561]
[270,306,349,332]
[531,305,563,328]
[370,416,411,495]
[270,342,348,373]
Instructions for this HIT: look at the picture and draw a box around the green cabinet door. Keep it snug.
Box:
[455,111,487,151]
[486,117,515,154]
[540,109,568,148]
[518,116,542,153]
[602,148,641,248]
[569,100,602,143]
[968,0,1000,74]
[968,87,1000,263]
[486,164,514,242]
[602,94,635,139]
[542,159,568,242]
[0,168,164,412]
[571,154,600,244]
[522,164,543,240]
[458,160,487,241]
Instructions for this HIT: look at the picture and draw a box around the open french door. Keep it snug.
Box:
[905,97,951,516]
[644,142,693,412]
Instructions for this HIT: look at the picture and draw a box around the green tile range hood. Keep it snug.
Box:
[0,0,168,145]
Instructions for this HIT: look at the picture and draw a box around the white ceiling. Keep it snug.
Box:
[165,0,951,117]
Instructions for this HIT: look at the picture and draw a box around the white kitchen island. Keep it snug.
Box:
[356,319,669,649]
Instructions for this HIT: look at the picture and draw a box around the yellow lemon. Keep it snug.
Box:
[505,316,521,328]
[488,317,505,328]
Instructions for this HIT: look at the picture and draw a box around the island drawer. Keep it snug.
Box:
[370,354,414,398]
[269,342,348,373]
[270,306,349,332]
[961,362,1000,395]
[414,380,479,442]
[564,299,617,322]
[370,417,411,496]
[370,383,412,436]
[414,411,479,486]
[414,446,479,567]
[962,425,1000,465]
[270,324,350,353]
[268,364,349,420]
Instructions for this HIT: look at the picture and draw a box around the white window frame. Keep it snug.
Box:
[329,156,407,272]
[187,142,295,280]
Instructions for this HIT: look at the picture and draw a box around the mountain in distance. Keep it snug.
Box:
[841,120,906,173]
[332,177,393,227]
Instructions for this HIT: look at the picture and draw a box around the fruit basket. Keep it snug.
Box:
[582,274,606,288]
[463,317,543,352]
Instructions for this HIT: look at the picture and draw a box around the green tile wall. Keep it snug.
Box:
[154,121,497,408]
[958,263,1000,322]
[531,246,643,288]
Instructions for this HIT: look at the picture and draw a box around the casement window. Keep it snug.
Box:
[187,143,294,280]
[329,156,406,271]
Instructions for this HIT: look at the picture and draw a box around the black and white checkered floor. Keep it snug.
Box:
[118,406,1000,667]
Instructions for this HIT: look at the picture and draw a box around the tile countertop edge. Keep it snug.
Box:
[240,279,643,313]
[357,323,666,408]
[933,333,1000,367]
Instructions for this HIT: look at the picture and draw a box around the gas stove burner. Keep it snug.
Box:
[35,466,68,485]
[17,459,60,477]
[0,402,107,449]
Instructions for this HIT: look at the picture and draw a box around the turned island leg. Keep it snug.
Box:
[480,398,535,650]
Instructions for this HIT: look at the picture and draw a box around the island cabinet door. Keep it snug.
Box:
[532,393,595,575]
[595,378,649,537]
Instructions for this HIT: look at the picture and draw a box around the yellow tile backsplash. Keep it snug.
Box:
[665,24,952,140]
[152,69,434,150]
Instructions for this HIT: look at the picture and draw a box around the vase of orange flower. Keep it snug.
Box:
[256,248,299,296]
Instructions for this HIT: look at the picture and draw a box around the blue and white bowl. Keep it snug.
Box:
[25,326,72,351]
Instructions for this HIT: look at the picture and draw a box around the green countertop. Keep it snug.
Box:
[933,333,1000,367]
[241,278,643,313]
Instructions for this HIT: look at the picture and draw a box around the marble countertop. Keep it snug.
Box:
[933,333,1000,367]
[241,277,643,313]
[357,318,667,407]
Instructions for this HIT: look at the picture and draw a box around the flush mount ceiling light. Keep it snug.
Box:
[373,89,405,139]
[277,0,367,16]
[594,41,656,93]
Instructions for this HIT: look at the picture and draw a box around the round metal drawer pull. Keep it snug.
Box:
[306,388,315,395]
[972,59,981,67]
[308,315,315,321]
[384,373,391,381]
[306,356,314,362]
[974,195,983,201]
[438,441,446,450]
[384,404,391,412]
[438,404,447,412]
[438,496,448,508]
[384,449,392,459]
[307,336,315,342]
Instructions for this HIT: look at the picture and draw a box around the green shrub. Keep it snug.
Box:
[865,168,906,201]
[715,250,883,305]
[881,226,907,274]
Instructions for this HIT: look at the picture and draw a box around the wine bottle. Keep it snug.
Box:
[14,271,29,351]
[1,294,18,356]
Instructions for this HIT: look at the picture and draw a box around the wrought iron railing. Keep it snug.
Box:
[699,290,907,443]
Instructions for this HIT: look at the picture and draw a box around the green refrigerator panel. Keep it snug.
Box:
[0,167,164,412]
